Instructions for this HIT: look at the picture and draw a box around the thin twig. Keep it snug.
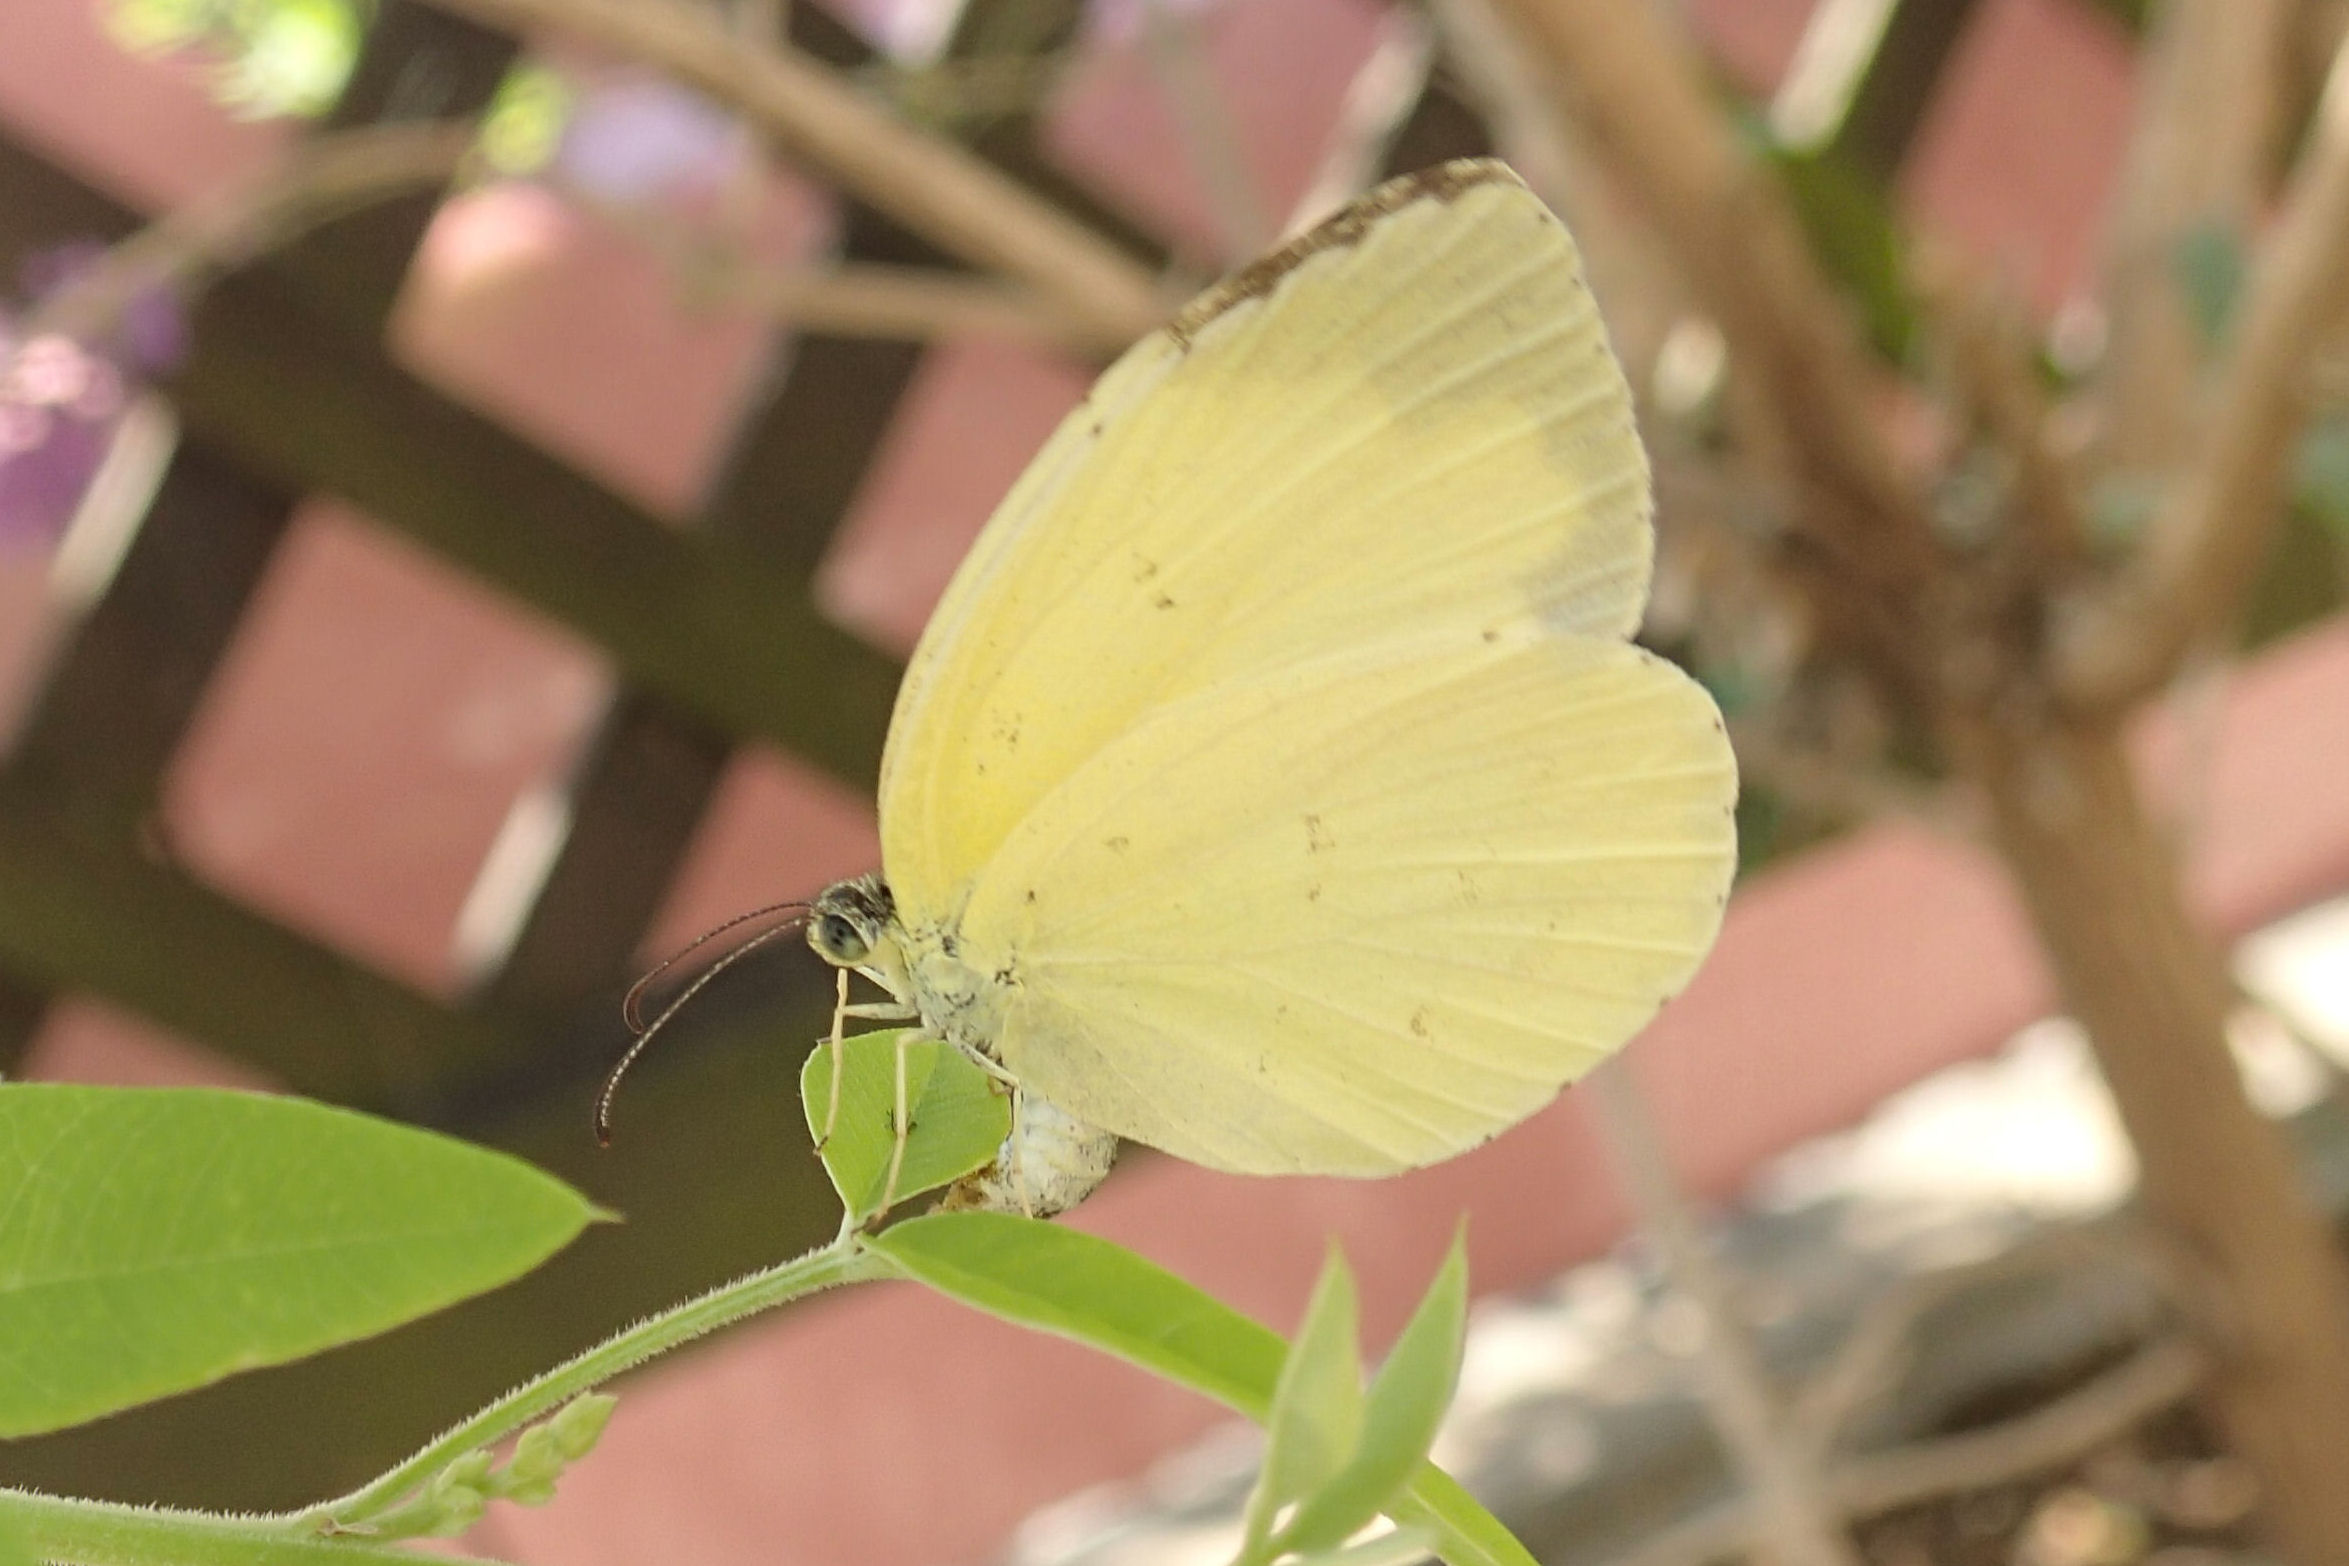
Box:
[21,120,475,349]
[1284,4,1434,234]
[710,259,1111,348]
[1830,1334,2206,1514]
[425,0,1166,347]
[2057,32,2349,709]
[1786,1226,2147,1455]
[1725,719,1951,834]
[1922,257,2092,572]
[555,177,1108,349]
[1425,0,1580,206]
[1138,0,1270,263]
[1594,1334,2206,1566]
[1587,1060,1865,1566]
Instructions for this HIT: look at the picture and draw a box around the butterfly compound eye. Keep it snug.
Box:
[811,911,870,966]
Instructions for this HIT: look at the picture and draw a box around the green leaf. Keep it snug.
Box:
[1763,141,1917,361]
[801,1030,1008,1222]
[1293,1527,1438,1566]
[1276,1232,1469,1556]
[480,61,575,175]
[0,1084,597,1438]
[0,1505,29,1566]
[870,1214,1530,1566]
[1242,1243,1366,1557]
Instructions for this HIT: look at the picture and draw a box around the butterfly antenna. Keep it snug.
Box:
[621,900,811,1032]
[597,908,810,1146]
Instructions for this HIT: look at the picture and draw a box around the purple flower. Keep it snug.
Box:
[0,387,114,549]
[0,242,189,549]
[20,243,188,376]
[554,76,743,207]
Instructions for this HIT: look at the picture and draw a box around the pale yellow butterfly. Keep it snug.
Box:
[808,159,1738,1216]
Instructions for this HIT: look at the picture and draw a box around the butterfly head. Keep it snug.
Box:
[808,874,912,999]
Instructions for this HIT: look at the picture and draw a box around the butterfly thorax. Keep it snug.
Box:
[807,874,1010,1061]
[810,875,1115,1217]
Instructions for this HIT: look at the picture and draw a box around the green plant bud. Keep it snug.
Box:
[549,1392,619,1458]
[506,1424,564,1487]
[433,1450,494,1498]
[426,1487,487,1537]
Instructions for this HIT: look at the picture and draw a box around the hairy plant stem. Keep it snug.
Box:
[0,1490,501,1566]
[0,1234,895,1566]
[304,1233,894,1531]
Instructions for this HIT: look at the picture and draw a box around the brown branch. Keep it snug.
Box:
[694,259,1111,349]
[1726,719,1951,833]
[424,0,1167,348]
[2096,0,2293,472]
[1481,0,1945,708]
[1921,257,2091,571]
[1831,1335,2207,1515]
[1787,1227,2147,1456]
[1595,1334,2207,1566]
[1138,0,1271,262]
[2057,37,2349,710]
[553,179,1122,351]
[1587,1061,1865,1566]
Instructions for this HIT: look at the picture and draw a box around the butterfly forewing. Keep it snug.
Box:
[878,164,1656,922]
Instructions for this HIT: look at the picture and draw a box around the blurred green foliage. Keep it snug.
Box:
[1765,138,1920,363]
[105,0,369,117]
[479,62,574,176]
[2172,218,2248,350]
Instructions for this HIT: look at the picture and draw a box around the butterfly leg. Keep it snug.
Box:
[817,972,918,1154]
[817,967,852,1153]
[1009,1088,1036,1218]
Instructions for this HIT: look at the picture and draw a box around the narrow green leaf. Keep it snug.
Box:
[801,1030,1007,1222]
[1292,1525,1438,1566]
[0,1085,597,1438]
[869,1212,1284,1410]
[1277,1232,1469,1555]
[1242,1243,1365,1556]
[869,1214,1531,1566]
[1388,1470,1520,1566]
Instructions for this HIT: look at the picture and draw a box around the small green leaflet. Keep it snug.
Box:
[870,1214,1523,1566]
[801,1029,1009,1222]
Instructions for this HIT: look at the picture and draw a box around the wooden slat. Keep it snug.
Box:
[1815,0,1987,181]
[0,2,516,1062]
[0,791,515,1108]
[1382,72,1496,176]
[177,261,905,779]
[1,440,287,828]
[0,128,906,779]
[0,974,42,1078]
[468,0,1133,1025]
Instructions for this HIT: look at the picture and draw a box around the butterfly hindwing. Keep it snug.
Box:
[956,627,1737,1175]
